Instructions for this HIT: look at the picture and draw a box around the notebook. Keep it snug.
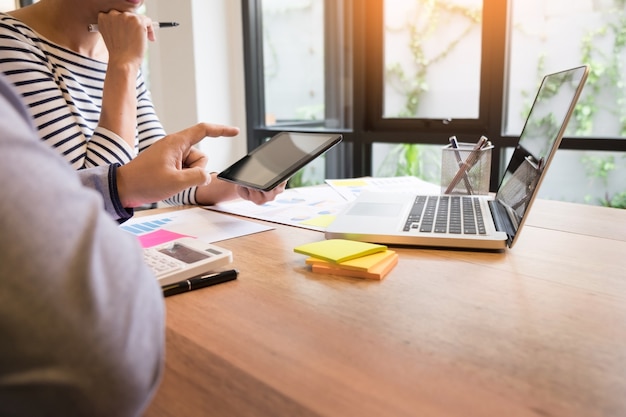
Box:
[326,65,589,250]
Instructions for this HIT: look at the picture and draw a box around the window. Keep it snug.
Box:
[242,0,626,208]
[261,0,325,126]
[383,0,483,120]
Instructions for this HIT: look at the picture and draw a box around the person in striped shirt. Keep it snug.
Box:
[0,0,285,207]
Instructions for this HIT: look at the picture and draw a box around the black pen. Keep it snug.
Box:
[87,22,180,33]
[162,269,238,297]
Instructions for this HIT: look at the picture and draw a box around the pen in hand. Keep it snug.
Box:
[162,269,238,297]
[87,21,180,33]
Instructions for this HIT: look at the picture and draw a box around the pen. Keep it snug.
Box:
[87,22,180,33]
[449,136,474,195]
[445,136,488,194]
[162,269,238,297]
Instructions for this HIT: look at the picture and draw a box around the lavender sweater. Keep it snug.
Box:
[0,75,164,416]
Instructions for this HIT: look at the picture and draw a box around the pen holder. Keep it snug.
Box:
[441,142,493,195]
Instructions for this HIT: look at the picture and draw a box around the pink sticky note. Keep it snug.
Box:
[137,229,191,248]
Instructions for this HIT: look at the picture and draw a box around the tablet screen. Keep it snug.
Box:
[217,132,342,191]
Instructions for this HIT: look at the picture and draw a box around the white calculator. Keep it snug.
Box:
[143,238,233,287]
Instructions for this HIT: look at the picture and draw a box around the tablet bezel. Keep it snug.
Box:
[217,132,343,191]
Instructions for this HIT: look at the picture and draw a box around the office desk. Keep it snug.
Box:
[143,199,626,417]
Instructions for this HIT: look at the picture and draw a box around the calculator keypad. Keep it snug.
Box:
[143,249,183,277]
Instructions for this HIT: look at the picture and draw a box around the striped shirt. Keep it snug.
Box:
[0,13,196,205]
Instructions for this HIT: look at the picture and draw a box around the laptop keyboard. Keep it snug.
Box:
[403,196,487,235]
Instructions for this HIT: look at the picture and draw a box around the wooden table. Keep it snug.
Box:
[143,198,626,417]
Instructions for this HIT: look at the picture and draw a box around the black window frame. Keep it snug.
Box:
[242,0,626,190]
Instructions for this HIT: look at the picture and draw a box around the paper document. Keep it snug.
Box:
[120,207,273,248]
[206,179,440,232]
[206,186,349,231]
[325,176,440,201]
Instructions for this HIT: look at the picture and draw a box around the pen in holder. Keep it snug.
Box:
[441,136,493,195]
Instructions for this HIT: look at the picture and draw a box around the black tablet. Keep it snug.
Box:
[217,132,343,191]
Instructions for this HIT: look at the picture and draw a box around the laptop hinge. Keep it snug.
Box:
[489,200,517,246]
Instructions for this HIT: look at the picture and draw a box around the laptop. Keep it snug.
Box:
[326,65,589,250]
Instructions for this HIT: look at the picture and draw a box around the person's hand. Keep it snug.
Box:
[117,123,240,207]
[195,176,287,206]
[95,11,158,149]
[96,10,155,69]
[236,182,287,205]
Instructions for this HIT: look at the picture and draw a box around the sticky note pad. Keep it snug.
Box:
[311,252,398,280]
[305,250,396,272]
[294,239,387,264]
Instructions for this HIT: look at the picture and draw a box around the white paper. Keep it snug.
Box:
[121,207,273,247]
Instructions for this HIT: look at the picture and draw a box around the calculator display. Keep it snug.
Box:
[158,243,210,264]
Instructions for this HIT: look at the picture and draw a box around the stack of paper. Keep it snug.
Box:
[294,239,398,280]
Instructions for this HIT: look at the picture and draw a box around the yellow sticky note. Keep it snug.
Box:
[299,214,336,228]
[326,179,369,187]
[306,250,396,272]
[294,239,387,264]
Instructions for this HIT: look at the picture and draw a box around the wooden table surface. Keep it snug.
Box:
[143,198,626,417]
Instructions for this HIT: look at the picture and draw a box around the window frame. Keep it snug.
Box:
[241,0,626,190]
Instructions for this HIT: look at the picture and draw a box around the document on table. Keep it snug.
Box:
[325,176,440,201]
[204,177,440,232]
[120,207,273,248]
[205,186,349,231]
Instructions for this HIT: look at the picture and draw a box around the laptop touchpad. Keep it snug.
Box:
[347,202,404,217]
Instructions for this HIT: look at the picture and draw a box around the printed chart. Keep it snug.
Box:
[206,178,441,232]
[206,186,348,231]
[121,207,273,248]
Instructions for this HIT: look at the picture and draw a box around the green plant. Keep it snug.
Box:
[608,191,626,209]
[287,168,307,188]
[581,154,626,208]
[287,159,324,188]
[376,143,440,183]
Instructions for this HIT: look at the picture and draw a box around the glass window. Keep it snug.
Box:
[243,0,626,207]
[503,148,626,209]
[383,0,483,119]
[245,0,351,187]
[505,0,626,206]
[507,0,626,139]
[262,0,325,125]
[261,0,352,130]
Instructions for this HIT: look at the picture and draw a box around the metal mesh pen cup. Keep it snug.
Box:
[441,142,493,195]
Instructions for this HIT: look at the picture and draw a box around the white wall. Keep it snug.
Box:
[147,0,247,172]
[0,1,17,12]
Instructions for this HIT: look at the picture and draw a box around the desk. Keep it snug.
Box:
[143,199,626,417]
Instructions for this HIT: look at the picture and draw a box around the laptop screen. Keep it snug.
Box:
[494,65,589,243]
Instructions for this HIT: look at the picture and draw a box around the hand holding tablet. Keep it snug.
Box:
[218,132,343,191]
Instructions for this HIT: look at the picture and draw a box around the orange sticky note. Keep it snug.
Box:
[305,250,396,272]
[311,252,398,280]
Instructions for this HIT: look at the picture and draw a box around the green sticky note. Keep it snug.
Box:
[294,239,387,263]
